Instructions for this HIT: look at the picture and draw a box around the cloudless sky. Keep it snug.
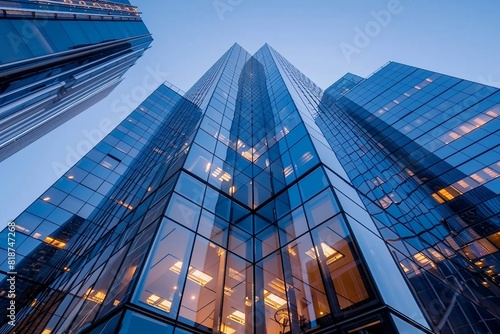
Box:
[2,0,500,227]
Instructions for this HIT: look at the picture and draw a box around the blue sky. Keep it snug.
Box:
[2,0,500,227]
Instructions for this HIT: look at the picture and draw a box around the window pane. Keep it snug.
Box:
[138,220,195,318]
[178,236,226,331]
[310,216,371,311]
[304,189,340,228]
[165,193,201,231]
[220,254,253,334]
[282,233,331,331]
[255,251,289,334]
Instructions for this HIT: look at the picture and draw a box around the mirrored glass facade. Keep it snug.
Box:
[0,0,152,161]
[1,44,498,334]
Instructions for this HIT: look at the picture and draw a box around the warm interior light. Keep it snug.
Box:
[16,225,30,233]
[41,330,52,334]
[434,160,500,201]
[427,249,445,262]
[400,262,411,273]
[43,197,51,201]
[67,175,74,179]
[229,186,236,196]
[414,252,433,266]
[268,278,286,294]
[227,310,245,325]
[44,237,66,248]
[378,196,393,209]
[219,172,232,182]
[437,188,455,201]
[169,261,213,286]
[305,242,344,265]
[224,286,234,296]
[263,290,287,310]
[431,193,445,204]
[237,139,245,149]
[212,167,222,177]
[83,289,106,304]
[486,109,499,118]
[219,323,236,334]
[117,201,133,210]
[283,165,293,177]
[473,117,487,126]
[169,261,183,275]
[483,167,499,178]
[146,294,171,312]
[228,268,244,282]
[470,173,485,183]
[241,148,256,162]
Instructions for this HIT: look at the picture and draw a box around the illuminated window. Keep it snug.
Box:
[305,242,344,265]
[227,310,245,325]
[487,231,500,248]
[83,289,106,304]
[44,237,66,248]
[219,324,236,334]
[146,294,172,312]
[117,201,133,210]
[378,195,393,208]
[457,124,474,135]
[470,173,485,183]
[472,115,489,126]
[483,167,499,179]
[462,239,498,260]
[263,289,287,310]
[413,252,434,267]
[486,104,500,117]
[439,106,498,145]
[453,179,475,192]
[400,262,412,274]
[437,186,461,201]
[431,193,445,204]
[427,249,445,262]
[169,261,213,286]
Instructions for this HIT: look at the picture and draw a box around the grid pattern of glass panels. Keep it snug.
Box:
[0,0,152,161]
[6,45,492,334]
[323,62,500,333]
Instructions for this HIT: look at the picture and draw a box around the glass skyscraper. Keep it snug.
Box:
[1,44,499,333]
[0,0,152,161]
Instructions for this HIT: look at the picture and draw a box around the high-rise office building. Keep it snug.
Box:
[0,0,152,161]
[1,44,499,333]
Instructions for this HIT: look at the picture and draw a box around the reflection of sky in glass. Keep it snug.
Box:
[2,1,500,228]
